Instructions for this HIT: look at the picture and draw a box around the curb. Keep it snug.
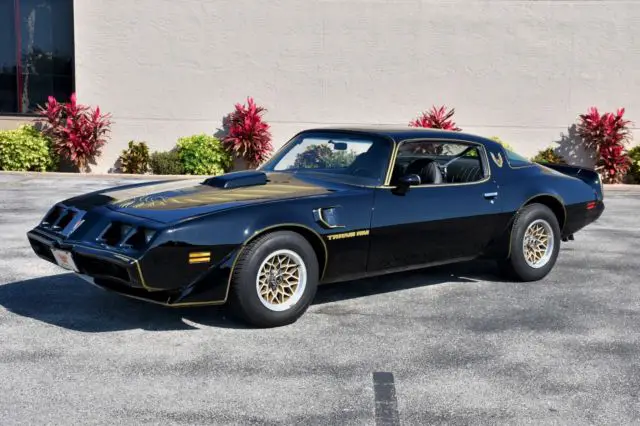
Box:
[1,170,639,191]
[603,184,640,192]
[0,171,193,180]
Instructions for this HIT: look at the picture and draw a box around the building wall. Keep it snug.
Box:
[73,0,640,173]
[0,116,36,131]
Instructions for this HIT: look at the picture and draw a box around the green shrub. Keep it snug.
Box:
[490,136,515,152]
[118,141,150,174]
[531,147,566,164]
[149,150,185,175]
[176,134,232,175]
[626,145,640,184]
[0,124,57,172]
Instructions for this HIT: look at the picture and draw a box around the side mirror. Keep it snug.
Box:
[393,174,420,195]
[399,174,421,186]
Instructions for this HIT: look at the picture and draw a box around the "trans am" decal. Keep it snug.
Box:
[326,229,370,241]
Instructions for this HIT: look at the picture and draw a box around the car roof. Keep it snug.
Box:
[298,126,502,148]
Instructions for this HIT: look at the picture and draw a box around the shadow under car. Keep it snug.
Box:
[0,260,506,332]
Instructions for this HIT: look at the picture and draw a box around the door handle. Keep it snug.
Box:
[483,192,498,199]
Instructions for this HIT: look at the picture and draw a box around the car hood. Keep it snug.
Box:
[60,171,343,224]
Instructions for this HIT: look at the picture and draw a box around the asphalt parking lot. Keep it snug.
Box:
[0,173,639,425]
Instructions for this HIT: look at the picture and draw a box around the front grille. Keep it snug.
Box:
[97,222,155,251]
[53,209,76,231]
[99,222,129,246]
[42,205,64,226]
[123,228,147,250]
[40,205,84,236]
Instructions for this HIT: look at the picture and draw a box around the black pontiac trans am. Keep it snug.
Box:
[27,128,604,327]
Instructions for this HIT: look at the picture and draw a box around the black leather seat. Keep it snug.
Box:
[420,161,444,184]
[347,144,389,179]
[445,161,483,183]
[404,159,443,184]
[461,166,482,182]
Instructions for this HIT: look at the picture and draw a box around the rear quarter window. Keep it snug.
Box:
[504,149,531,168]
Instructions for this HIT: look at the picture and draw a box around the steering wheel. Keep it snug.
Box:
[443,146,475,168]
[438,146,476,180]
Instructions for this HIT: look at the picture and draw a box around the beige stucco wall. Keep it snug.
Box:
[71,0,640,173]
[0,116,36,131]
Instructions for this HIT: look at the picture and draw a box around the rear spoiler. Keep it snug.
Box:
[536,162,603,200]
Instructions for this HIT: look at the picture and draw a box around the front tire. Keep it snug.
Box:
[228,231,319,328]
[498,203,561,281]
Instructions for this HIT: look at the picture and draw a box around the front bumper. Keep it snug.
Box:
[27,228,148,289]
[27,228,233,307]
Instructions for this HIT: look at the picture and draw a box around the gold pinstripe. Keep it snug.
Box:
[100,224,330,307]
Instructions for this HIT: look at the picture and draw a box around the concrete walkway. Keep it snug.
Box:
[0,170,638,191]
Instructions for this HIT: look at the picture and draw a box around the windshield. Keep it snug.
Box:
[260,131,393,185]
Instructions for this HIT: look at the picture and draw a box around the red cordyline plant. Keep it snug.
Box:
[37,93,112,172]
[576,107,632,183]
[409,105,461,131]
[222,97,273,168]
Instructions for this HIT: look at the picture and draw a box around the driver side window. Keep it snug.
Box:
[390,140,487,185]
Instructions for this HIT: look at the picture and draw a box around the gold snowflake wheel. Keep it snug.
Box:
[256,249,307,312]
[522,219,554,268]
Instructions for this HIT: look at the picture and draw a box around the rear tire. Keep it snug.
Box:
[498,203,561,282]
[228,231,319,328]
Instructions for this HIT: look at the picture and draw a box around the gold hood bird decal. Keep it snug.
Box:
[107,174,330,211]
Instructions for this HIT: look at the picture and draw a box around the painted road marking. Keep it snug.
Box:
[373,372,400,426]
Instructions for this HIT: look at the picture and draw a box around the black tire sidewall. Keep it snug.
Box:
[231,231,319,327]
[508,204,561,281]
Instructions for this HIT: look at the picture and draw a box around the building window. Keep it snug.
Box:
[0,0,74,114]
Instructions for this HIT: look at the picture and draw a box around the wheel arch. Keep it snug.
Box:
[234,224,328,281]
[487,193,566,261]
[522,194,567,232]
[502,193,565,259]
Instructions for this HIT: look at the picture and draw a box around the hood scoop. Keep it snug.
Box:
[202,170,268,189]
